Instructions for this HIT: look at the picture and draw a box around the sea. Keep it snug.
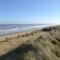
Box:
[0,24,53,35]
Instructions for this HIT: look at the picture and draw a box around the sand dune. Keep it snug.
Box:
[0,25,60,60]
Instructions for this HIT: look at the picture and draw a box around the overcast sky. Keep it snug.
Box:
[0,0,60,24]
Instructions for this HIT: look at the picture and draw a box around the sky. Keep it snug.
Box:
[0,0,60,24]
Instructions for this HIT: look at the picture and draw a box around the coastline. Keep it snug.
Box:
[0,24,56,36]
[0,24,59,45]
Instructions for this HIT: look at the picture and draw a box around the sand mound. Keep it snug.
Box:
[0,25,60,60]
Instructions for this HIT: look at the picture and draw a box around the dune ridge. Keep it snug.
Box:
[0,25,60,60]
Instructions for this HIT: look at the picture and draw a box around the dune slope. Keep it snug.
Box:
[0,25,60,60]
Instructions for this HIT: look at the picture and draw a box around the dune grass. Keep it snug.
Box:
[0,25,60,60]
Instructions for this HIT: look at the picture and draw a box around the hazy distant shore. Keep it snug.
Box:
[0,25,60,60]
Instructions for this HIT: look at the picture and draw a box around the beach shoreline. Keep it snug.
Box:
[0,24,59,44]
[0,24,57,36]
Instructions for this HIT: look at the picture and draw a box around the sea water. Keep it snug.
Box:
[0,24,52,35]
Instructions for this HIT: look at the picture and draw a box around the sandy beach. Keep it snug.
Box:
[0,25,60,60]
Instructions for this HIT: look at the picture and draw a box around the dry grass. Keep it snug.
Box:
[0,25,60,60]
